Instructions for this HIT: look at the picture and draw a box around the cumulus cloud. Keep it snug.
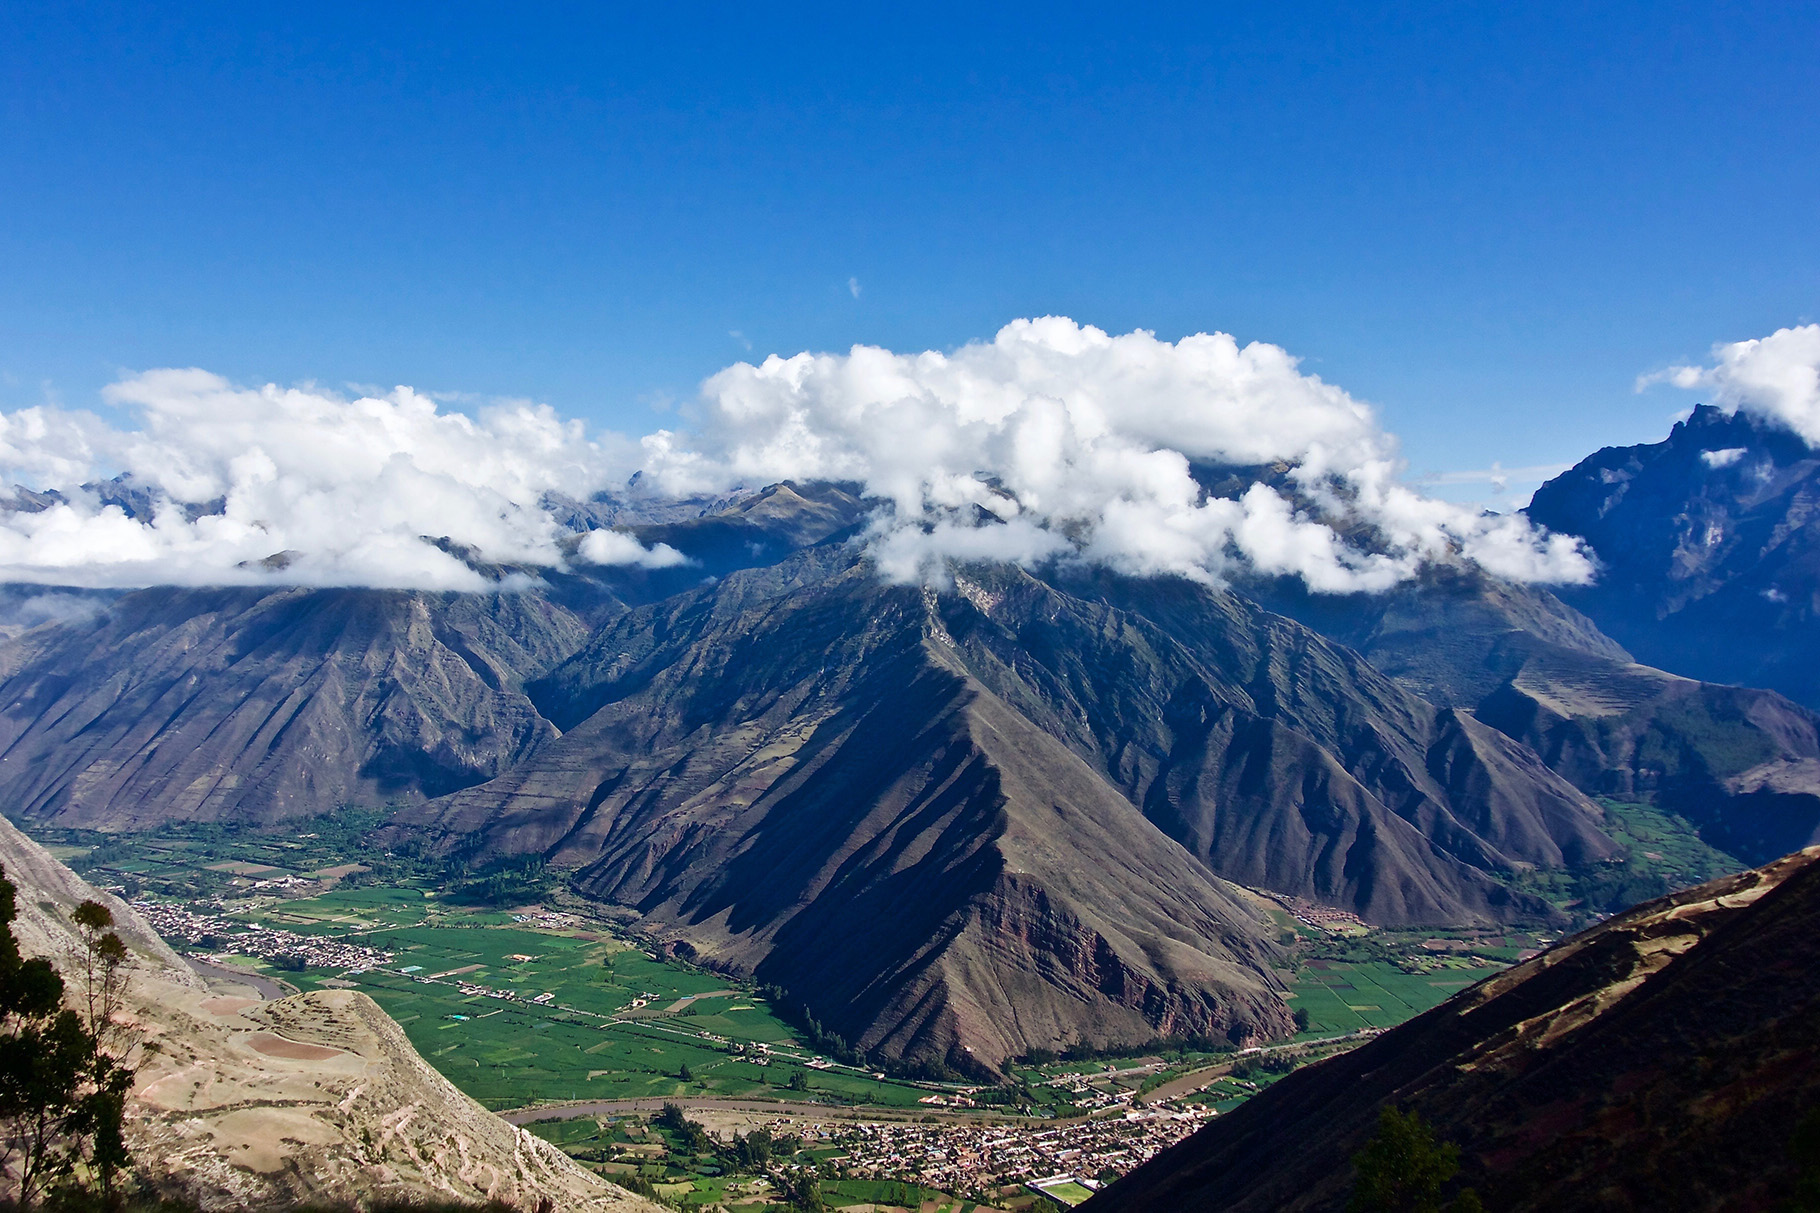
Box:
[0,370,652,589]
[577,528,691,569]
[1701,447,1748,469]
[641,317,1593,591]
[1642,324,1820,444]
[0,319,1595,593]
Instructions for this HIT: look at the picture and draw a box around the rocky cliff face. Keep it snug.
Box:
[1089,844,1820,1213]
[0,814,657,1212]
[1528,403,1820,709]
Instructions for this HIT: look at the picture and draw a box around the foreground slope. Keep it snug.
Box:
[0,813,656,1213]
[1088,845,1820,1213]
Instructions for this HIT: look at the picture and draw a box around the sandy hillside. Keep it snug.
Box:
[0,814,658,1212]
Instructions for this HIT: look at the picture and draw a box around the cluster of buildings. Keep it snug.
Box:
[1281,897,1369,934]
[135,900,393,972]
[510,909,581,930]
[790,1103,1216,1201]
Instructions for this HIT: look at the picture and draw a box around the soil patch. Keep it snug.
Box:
[244,1032,347,1062]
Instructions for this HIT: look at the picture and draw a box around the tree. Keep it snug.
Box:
[70,899,138,1208]
[772,1166,825,1213]
[725,1127,773,1172]
[1293,1007,1312,1032]
[0,872,91,1210]
[787,1069,809,1093]
[1349,1107,1480,1213]
[677,1062,693,1082]
[655,1103,710,1155]
[0,878,139,1212]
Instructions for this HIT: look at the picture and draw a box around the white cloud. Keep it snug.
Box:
[1642,324,1820,444]
[641,317,1592,592]
[1701,447,1748,468]
[0,370,639,589]
[1419,462,1573,493]
[848,277,862,299]
[0,319,1595,593]
[577,528,691,569]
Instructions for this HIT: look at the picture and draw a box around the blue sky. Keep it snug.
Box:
[3,1,1816,505]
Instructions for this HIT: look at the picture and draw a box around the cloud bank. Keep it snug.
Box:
[0,370,647,589]
[1644,324,1820,445]
[0,318,1595,592]
[643,318,1592,590]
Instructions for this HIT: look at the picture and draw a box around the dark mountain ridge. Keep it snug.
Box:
[0,585,592,827]
[1087,844,1820,1213]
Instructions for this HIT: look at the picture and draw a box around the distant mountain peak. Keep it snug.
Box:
[1526,400,1820,710]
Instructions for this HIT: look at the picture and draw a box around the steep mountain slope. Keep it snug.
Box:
[1087,845,1820,1213]
[519,553,1612,925]
[0,813,657,1213]
[403,550,1297,1072]
[1239,565,1633,708]
[395,546,1627,1069]
[0,586,594,828]
[1250,562,1820,865]
[1528,403,1820,709]
[0,480,868,831]
[1027,569,1615,899]
[1474,651,1820,862]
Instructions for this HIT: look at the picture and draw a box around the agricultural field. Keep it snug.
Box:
[260,897,937,1110]
[1286,959,1469,1035]
[1500,798,1745,922]
[35,810,1548,1121]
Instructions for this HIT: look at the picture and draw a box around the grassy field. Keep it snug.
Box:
[36,811,1534,1119]
[269,903,934,1110]
[1287,959,1468,1035]
[1500,798,1745,920]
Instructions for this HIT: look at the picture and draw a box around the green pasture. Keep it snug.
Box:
[272,908,930,1110]
[824,1178,951,1207]
[1288,960,1462,1034]
[523,1115,618,1148]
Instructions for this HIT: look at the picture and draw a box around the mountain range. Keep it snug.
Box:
[1528,404,1820,711]
[3,411,1820,1075]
